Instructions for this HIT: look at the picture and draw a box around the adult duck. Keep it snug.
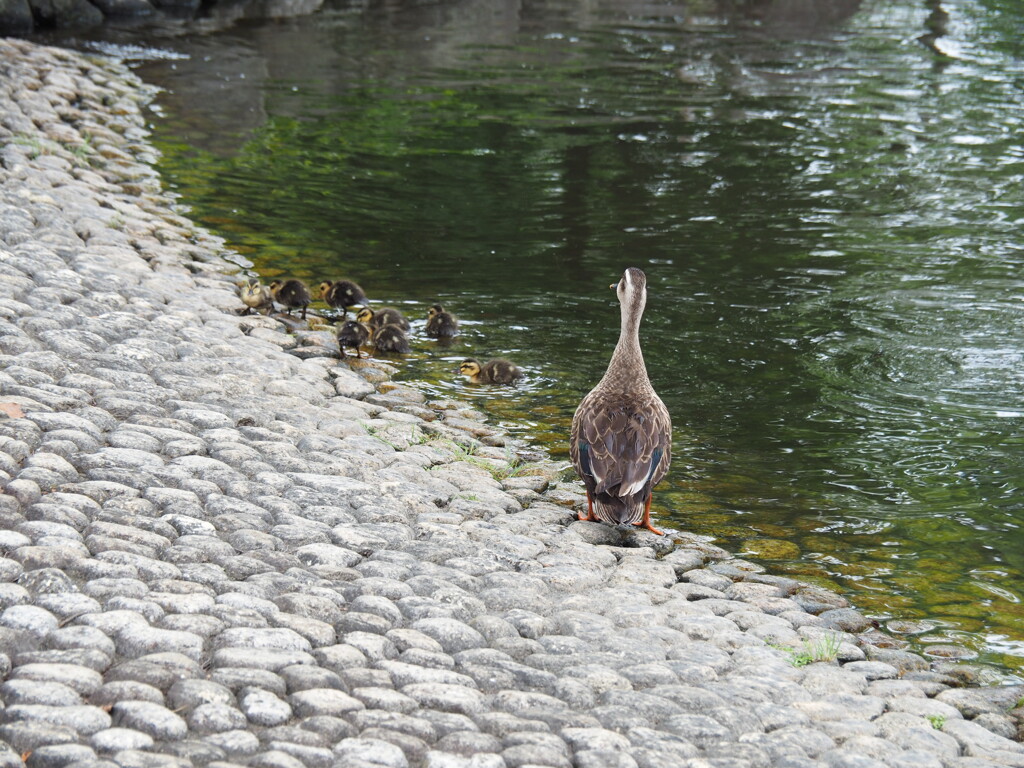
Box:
[570,267,671,535]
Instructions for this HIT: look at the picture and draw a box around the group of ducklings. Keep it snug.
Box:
[240,277,523,385]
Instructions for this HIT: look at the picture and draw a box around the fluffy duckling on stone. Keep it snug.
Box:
[373,323,411,354]
[319,279,369,311]
[425,304,458,338]
[240,280,273,315]
[268,279,312,320]
[356,306,410,331]
[459,358,523,385]
[337,319,370,358]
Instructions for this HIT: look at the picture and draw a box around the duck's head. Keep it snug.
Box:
[318,280,334,298]
[268,280,283,294]
[458,359,481,378]
[356,307,375,324]
[611,267,647,320]
[427,304,445,319]
[610,267,647,295]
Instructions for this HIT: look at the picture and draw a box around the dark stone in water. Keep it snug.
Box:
[29,0,103,26]
[886,619,934,635]
[0,0,33,32]
[921,643,976,661]
[790,584,849,615]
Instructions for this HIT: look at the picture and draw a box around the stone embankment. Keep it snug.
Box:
[1,36,1024,768]
[1,0,321,40]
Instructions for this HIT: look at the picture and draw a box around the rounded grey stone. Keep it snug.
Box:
[247,750,305,768]
[239,687,293,726]
[202,728,260,757]
[102,652,204,690]
[46,625,116,656]
[280,664,347,694]
[9,662,102,695]
[334,738,409,768]
[434,731,503,755]
[410,618,485,654]
[187,702,248,734]
[0,721,78,753]
[91,681,164,707]
[3,704,111,735]
[90,727,156,754]
[213,627,312,653]
[0,679,83,706]
[115,625,204,662]
[289,688,365,717]
[211,666,288,696]
[0,604,58,637]
[166,679,235,711]
[110,701,188,740]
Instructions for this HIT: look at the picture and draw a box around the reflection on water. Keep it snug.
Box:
[43,0,1024,678]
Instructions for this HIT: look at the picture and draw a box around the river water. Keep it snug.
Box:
[44,0,1024,678]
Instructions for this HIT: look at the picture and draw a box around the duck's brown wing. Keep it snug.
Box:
[571,391,671,500]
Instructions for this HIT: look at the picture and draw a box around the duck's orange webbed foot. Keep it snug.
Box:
[636,495,663,535]
[578,493,599,522]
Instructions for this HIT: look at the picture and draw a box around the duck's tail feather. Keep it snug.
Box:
[592,496,645,526]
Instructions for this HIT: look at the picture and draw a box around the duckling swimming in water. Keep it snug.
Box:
[356,306,411,331]
[268,279,311,320]
[425,304,459,338]
[319,280,369,311]
[459,358,523,385]
[337,319,370,358]
[240,280,273,315]
[373,323,411,354]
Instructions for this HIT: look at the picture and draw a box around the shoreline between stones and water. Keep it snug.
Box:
[1,36,1024,768]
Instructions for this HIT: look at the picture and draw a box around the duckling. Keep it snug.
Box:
[459,358,523,385]
[373,323,411,354]
[268,279,311,320]
[356,306,411,331]
[425,304,458,338]
[337,319,370,358]
[319,279,369,310]
[240,280,273,315]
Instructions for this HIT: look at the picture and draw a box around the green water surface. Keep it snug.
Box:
[66,0,1024,677]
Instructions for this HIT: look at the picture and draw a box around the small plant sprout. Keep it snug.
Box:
[783,633,842,667]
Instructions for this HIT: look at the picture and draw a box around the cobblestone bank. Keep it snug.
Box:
[1,37,1024,768]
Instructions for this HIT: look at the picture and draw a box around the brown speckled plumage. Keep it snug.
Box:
[426,304,458,338]
[459,358,522,385]
[373,323,411,354]
[337,320,370,357]
[268,279,311,320]
[570,267,672,533]
[319,280,369,310]
[356,306,410,331]
[240,281,273,315]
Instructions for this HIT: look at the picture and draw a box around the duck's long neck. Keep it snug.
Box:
[602,294,650,390]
